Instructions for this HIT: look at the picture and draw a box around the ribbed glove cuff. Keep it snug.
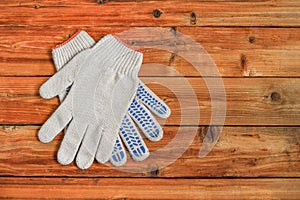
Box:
[93,34,143,76]
[52,30,95,70]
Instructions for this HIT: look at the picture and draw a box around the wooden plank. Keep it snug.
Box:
[0,126,299,177]
[0,77,299,125]
[0,1,299,27]
[2,0,300,6]
[1,177,300,199]
[0,27,299,77]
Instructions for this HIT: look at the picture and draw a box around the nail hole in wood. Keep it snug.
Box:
[153,9,162,18]
[190,12,197,25]
[97,0,108,4]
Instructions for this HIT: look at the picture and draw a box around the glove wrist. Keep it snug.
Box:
[52,30,95,70]
[93,34,143,76]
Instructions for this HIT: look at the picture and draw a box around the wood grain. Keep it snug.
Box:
[1,177,300,199]
[0,126,299,177]
[0,0,299,198]
[1,1,299,27]
[0,77,299,125]
[3,0,300,5]
[0,27,299,77]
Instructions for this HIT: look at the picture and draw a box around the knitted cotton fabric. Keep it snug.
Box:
[39,34,143,169]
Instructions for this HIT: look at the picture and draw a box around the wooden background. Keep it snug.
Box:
[1,0,300,199]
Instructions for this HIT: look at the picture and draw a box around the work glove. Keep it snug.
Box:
[39,31,170,169]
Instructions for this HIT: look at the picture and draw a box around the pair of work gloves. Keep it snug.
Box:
[38,30,171,169]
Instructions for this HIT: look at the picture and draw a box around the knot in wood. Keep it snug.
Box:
[153,9,162,18]
[249,36,256,43]
[271,92,281,102]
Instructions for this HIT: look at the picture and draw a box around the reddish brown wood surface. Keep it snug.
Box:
[1,177,300,199]
[0,27,299,77]
[0,0,299,199]
[0,126,299,177]
[0,77,299,125]
[1,1,299,27]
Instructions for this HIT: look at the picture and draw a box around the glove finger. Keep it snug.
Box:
[38,100,72,143]
[57,121,86,166]
[76,125,102,169]
[39,71,73,100]
[110,135,127,167]
[137,81,171,119]
[95,128,119,164]
[119,114,149,162]
[39,51,85,99]
[129,98,163,142]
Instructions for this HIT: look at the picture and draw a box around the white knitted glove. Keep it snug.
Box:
[39,34,143,169]
[50,30,171,167]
